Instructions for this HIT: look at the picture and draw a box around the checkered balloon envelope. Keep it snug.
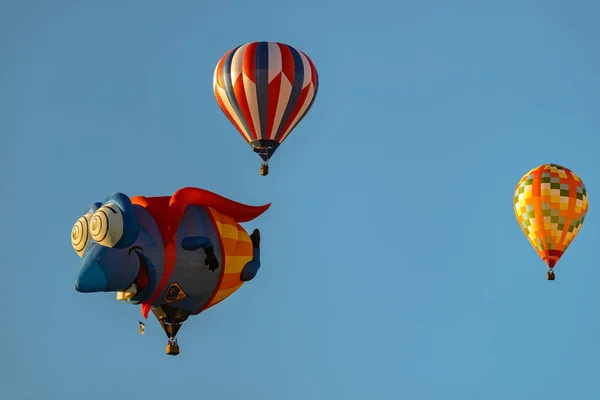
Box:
[514,163,588,278]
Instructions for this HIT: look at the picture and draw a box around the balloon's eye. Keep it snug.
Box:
[90,203,124,248]
[71,215,91,257]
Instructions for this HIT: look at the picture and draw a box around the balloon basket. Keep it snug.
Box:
[260,163,269,176]
[166,343,180,355]
[547,270,555,281]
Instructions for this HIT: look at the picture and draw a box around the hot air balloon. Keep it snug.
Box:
[213,41,319,176]
[514,163,589,280]
[71,187,270,355]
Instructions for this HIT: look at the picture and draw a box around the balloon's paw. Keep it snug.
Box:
[205,254,219,271]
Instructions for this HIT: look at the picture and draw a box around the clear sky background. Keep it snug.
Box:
[2,1,600,399]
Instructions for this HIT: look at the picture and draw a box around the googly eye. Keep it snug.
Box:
[71,215,91,256]
[90,203,124,248]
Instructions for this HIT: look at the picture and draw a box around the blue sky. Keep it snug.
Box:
[2,0,600,399]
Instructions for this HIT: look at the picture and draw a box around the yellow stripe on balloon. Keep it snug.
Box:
[204,207,253,310]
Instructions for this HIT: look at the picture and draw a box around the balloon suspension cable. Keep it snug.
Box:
[547,268,555,281]
[252,141,277,176]
[151,306,188,355]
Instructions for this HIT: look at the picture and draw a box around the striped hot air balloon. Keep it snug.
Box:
[514,163,589,280]
[213,41,319,176]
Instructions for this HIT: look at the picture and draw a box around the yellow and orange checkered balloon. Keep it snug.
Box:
[514,164,588,269]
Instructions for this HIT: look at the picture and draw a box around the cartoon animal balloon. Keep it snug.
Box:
[213,41,319,176]
[71,187,270,355]
[514,163,589,280]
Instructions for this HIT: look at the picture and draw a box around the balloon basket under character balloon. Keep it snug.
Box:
[152,305,189,355]
[166,340,180,356]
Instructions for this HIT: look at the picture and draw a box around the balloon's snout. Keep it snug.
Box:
[75,259,108,292]
[75,244,140,293]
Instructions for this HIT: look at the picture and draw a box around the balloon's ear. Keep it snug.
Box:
[93,193,140,248]
[85,202,103,215]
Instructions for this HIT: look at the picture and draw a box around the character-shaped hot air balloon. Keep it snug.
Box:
[213,41,319,176]
[71,187,270,355]
[514,164,589,280]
